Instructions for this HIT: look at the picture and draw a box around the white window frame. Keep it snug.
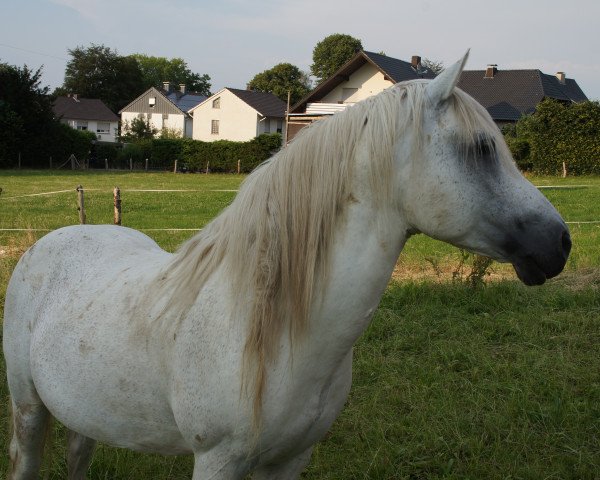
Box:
[96,122,110,134]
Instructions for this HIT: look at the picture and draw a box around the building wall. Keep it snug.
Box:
[120,111,187,138]
[192,89,260,142]
[320,63,393,104]
[61,118,119,143]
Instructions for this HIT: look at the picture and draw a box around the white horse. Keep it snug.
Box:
[4,53,570,479]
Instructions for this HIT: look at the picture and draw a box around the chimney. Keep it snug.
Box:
[484,64,498,79]
[162,81,171,92]
[179,84,186,94]
[556,72,566,84]
[411,55,421,69]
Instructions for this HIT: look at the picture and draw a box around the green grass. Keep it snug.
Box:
[0,170,599,478]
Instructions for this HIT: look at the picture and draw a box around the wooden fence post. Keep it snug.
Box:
[49,156,53,169]
[205,161,210,174]
[237,159,241,174]
[129,157,133,171]
[76,185,86,224]
[114,187,122,225]
[18,152,21,169]
[145,158,149,171]
[70,154,76,170]
[562,161,567,178]
[105,158,109,170]
[174,159,178,173]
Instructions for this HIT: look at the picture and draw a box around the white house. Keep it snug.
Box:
[53,95,119,143]
[287,51,434,142]
[190,88,286,142]
[119,82,206,138]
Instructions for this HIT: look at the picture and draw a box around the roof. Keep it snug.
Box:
[226,88,286,117]
[291,50,435,112]
[190,88,286,117]
[53,96,118,122]
[119,87,206,115]
[458,69,588,121]
[164,90,207,112]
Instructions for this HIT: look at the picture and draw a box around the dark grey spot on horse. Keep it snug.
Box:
[363,117,368,126]
[195,434,203,444]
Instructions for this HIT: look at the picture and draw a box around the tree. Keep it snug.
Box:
[132,54,211,96]
[121,116,158,140]
[247,63,311,105]
[0,63,54,166]
[421,58,444,75]
[62,44,145,112]
[311,34,363,83]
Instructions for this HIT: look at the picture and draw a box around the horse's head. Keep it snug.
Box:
[395,52,570,285]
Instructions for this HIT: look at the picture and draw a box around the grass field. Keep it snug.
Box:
[0,170,599,479]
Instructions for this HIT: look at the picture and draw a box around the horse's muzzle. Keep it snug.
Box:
[506,222,571,286]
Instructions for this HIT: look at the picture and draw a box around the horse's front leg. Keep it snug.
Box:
[191,448,251,480]
[251,447,314,480]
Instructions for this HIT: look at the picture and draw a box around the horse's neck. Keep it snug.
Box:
[303,159,408,365]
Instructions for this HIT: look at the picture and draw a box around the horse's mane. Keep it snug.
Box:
[147,79,502,425]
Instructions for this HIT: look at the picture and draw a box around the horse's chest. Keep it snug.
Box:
[261,352,354,459]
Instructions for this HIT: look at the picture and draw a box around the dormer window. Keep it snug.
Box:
[212,97,221,109]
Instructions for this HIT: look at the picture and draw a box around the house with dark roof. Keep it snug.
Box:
[457,65,588,125]
[287,51,588,140]
[287,50,434,141]
[53,95,119,143]
[119,82,206,138]
[189,87,286,142]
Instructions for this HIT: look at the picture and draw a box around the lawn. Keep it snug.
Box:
[0,170,599,479]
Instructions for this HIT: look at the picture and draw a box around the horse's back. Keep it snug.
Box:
[5,224,167,329]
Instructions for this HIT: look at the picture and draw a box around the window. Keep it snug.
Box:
[263,120,270,134]
[149,97,156,107]
[96,122,110,134]
[212,97,221,109]
[211,120,219,134]
[76,120,88,131]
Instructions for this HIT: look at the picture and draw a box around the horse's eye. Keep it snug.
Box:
[475,137,494,156]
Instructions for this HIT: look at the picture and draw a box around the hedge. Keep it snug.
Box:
[504,99,600,175]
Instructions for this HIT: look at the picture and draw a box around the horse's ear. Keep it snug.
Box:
[426,50,469,106]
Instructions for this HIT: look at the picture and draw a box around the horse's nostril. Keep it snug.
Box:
[561,229,572,258]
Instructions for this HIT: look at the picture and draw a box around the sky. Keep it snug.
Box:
[2,0,599,101]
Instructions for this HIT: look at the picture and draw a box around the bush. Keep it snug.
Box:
[506,99,600,175]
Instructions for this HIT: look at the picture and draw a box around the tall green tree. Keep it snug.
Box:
[0,62,54,166]
[61,44,144,112]
[311,33,363,83]
[132,54,211,96]
[247,63,311,105]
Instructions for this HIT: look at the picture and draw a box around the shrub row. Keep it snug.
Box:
[2,132,282,173]
[88,134,281,172]
[504,99,600,175]
[0,123,97,169]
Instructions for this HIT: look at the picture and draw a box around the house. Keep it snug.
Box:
[287,50,435,141]
[287,50,589,140]
[53,95,119,143]
[119,82,206,138]
[189,88,286,142]
[457,65,588,126]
